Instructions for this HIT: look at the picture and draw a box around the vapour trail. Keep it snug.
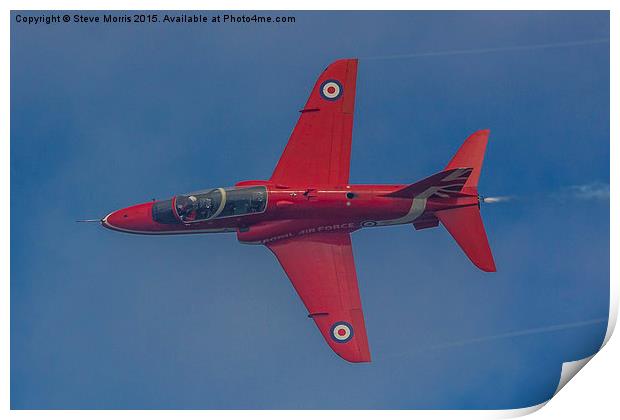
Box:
[361,38,609,61]
[427,318,607,351]
[558,183,610,201]
[378,318,607,362]
[482,182,609,205]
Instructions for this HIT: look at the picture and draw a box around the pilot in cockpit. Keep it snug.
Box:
[177,195,198,221]
[196,197,214,220]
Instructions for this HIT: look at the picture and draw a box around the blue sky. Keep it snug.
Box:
[11,11,609,409]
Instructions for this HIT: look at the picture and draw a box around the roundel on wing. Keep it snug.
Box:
[330,321,353,343]
[320,79,343,101]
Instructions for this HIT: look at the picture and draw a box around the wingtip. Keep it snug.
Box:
[339,353,372,363]
[477,260,497,272]
[327,58,359,68]
[334,342,372,363]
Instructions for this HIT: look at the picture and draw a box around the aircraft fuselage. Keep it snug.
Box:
[102,181,479,244]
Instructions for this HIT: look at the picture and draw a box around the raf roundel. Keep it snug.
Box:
[330,321,354,343]
[320,79,343,101]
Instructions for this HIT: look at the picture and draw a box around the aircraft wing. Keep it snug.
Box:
[266,232,371,362]
[270,59,358,186]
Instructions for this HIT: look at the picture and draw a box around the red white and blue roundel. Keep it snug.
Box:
[330,321,353,343]
[320,79,343,101]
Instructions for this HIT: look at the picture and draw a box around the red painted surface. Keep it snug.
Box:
[104,202,156,232]
[101,58,496,363]
[270,58,357,186]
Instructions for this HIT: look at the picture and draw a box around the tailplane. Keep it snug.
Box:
[440,129,495,271]
[386,129,496,271]
[435,205,496,272]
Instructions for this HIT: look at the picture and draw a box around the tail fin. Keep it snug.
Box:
[444,129,490,194]
[435,206,496,272]
[385,167,473,199]
[387,129,490,199]
[438,129,495,272]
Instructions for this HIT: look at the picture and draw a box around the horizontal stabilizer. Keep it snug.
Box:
[435,205,496,272]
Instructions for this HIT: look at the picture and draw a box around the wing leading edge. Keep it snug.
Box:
[270,59,358,186]
[266,232,371,363]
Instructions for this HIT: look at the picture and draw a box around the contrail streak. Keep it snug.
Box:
[482,183,609,205]
[428,318,607,351]
[361,38,609,61]
[378,318,607,361]
[559,183,610,201]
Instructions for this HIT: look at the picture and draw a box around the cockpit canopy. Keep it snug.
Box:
[175,189,222,222]
[152,185,267,225]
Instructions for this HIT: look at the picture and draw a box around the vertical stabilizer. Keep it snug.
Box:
[445,129,490,193]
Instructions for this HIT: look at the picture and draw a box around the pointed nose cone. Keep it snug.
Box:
[102,202,156,233]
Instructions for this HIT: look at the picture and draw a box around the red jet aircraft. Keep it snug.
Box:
[99,59,496,363]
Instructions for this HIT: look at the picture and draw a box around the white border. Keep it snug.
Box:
[3,1,616,418]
